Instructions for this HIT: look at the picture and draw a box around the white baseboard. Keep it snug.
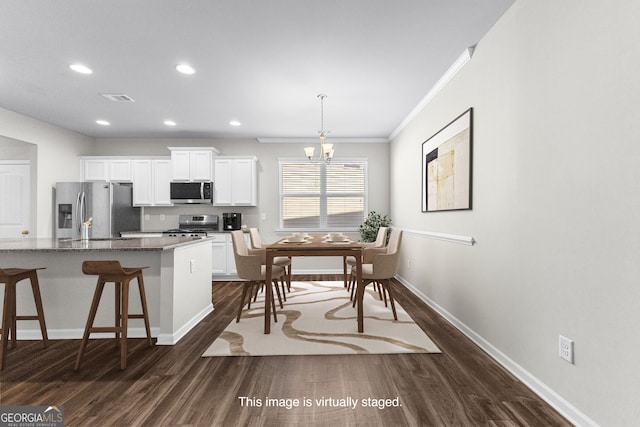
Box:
[395,274,599,427]
[16,304,215,346]
[17,327,161,340]
[156,303,214,345]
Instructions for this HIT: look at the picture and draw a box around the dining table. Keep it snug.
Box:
[263,234,365,334]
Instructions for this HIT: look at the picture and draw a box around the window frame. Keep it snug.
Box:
[278,157,368,232]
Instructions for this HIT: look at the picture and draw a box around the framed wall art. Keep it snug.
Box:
[421,108,473,212]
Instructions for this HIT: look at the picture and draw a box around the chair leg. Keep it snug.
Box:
[380,282,388,307]
[236,282,253,322]
[120,280,129,370]
[75,279,107,371]
[28,272,48,347]
[136,273,152,347]
[271,280,278,323]
[343,256,348,288]
[1,281,16,370]
[286,261,292,291]
[115,281,122,347]
[383,280,398,321]
[280,278,287,302]
[9,283,17,349]
[273,279,283,309]
[349,271,356,301]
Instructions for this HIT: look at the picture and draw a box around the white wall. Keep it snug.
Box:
[390,1,640,425]
[0,107,94,236]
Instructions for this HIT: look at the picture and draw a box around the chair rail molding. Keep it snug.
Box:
[402,228,475,246]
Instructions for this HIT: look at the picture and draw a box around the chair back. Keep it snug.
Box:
[231,230,261,280]
[371,229,403,279]
[248,228,264,249]
[373,227,388,247]
[82,260,125,275]
[386,228,402,255]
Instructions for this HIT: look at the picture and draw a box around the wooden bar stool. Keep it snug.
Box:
[75,261,152,371]
[0,267,49,371]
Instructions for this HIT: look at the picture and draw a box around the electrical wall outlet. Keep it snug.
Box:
[407,259,411,270]
[559,335,574,364]
[190,259,196,273]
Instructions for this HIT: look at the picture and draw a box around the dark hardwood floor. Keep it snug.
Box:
[0,275,571,426]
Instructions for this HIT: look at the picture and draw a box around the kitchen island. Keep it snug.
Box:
[0,236,213,345]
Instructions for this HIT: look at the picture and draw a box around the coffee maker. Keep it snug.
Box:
[222,213,242,230]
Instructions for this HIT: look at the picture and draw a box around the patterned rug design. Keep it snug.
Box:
[202,281,441,356]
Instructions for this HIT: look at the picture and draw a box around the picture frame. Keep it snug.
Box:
[421,108,473,212]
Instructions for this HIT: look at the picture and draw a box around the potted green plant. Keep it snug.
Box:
[358,211,391,243]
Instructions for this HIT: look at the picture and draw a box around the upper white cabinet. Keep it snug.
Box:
[169,147,219,181]
[109,159,133,182]
[80,157,132,182]
[214,156,257,206]
[131,158,173,206]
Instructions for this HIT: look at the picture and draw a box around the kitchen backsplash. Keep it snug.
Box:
[141,205,258,231]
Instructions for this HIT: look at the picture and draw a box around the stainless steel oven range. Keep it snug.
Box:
[162,214,219,237]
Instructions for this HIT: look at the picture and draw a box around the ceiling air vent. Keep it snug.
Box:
[100,93,135,102]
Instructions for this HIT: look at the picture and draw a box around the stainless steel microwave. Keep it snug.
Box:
[170,182,213,204]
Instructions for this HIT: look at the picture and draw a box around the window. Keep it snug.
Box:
[279,158,367,231]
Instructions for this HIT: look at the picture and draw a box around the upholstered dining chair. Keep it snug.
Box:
[231,230,285,323]
[350,229,403,320]
[249,228,292,297]
[344,226,388,289]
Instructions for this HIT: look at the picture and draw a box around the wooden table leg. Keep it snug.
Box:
[264,251,273,334]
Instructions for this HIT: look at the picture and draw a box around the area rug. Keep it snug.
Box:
[202,281,441,356]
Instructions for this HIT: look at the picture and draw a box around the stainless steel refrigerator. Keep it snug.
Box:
[55,182,140,238]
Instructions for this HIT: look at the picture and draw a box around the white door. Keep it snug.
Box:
[0,162,30,237]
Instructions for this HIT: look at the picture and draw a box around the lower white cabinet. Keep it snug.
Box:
[210,233,250,276]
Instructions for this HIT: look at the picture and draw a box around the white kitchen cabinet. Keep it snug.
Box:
[153,159,172,205]
[132,160,153,205]
[169,147,218,181]
[210,232,250,276]
[214,157,257,206]
[81,157,133,182]
[170,151,191,181]
[132,158,173,206]
[109,159,132,182]
[82,158,109,181]
[209,234,228,275]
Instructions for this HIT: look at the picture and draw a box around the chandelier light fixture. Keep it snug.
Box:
[304,94,334,163]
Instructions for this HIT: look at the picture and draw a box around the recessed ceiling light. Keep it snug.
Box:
[229,120,241,127]
[164,120,177,126]
[70,64,93,74]
[96,120,110,126]
[176,64,195,75]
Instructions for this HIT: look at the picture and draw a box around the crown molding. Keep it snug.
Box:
[389,46,474,140]
[256,137,389,144]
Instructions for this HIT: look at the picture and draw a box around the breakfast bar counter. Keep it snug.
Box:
[0,236,206,252]
[0,237,213,345]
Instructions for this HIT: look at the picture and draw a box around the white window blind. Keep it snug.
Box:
[279,158,367,230]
